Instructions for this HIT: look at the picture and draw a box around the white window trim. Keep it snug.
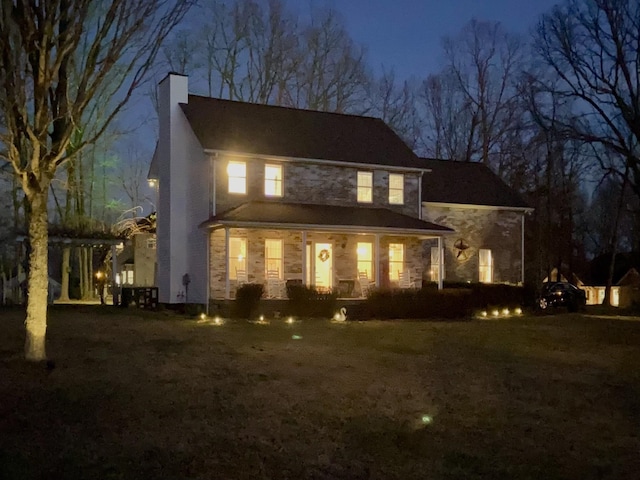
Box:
[357,171,373,203]
[264,163,283,197]
[227,160,247,194]
[389,173,404,205]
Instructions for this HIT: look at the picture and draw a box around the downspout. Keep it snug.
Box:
[437,236,443,290]
[375,234,381,288]
[418,171,423,220]
[301,231,307,286]
[224,227,230,299]
[521,213,525,285]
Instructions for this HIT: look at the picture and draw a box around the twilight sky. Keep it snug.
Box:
[287,0,561,79]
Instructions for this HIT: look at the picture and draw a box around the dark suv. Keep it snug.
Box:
[538,282,587,312]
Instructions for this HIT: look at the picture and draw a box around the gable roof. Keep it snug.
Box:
[420,158,531,209]
[200,201,453,235]
[180,95,425,169]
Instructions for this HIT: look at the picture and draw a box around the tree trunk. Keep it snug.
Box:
[24,188,49,361]
[59,246,71,302]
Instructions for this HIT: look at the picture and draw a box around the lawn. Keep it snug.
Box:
[1,307,640,479]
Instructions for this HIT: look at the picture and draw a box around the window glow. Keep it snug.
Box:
[430,247,443,282]
[265,164,283,197]
[389,173,404,205]
[389,243,404,281]
[479,249,493,283]
[265,239,283,278]
[229,237,247,279]
[227,161,246,194]
[357,242,373,279]
[357,171,373,203]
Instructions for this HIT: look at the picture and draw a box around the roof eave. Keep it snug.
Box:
[199,219,453,236]
[422,201,534,213]
[203,148,427,173]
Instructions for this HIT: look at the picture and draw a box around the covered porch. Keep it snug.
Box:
[200,201,452,300]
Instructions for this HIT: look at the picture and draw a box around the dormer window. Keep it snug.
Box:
[227,161,246,194]
[389,173,404,205]
[265,164,283,197]
[357,171,373,203]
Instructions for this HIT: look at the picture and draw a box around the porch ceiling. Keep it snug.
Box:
[199,201,453,236]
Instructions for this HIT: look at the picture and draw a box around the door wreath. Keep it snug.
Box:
[318,249,330,262]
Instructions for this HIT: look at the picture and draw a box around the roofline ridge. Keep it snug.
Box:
[185,93,385,122]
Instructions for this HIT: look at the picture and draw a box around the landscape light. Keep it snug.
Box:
[200,313,206,320]
[214,316,223,325]
[421,415,433,425]
[492,309,500,317]
[515,307,522,315]
[480,311,487,317]
[286,317,294,324]
[502,308,510,315]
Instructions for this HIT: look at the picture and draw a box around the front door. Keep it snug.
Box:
[314,243,333,291]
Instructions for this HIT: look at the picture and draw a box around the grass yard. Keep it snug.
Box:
[1,307,640,479]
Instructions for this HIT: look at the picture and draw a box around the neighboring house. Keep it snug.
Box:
[115,232,157,288]
[581,268,640,307]
[420,159,532,285]
[151,73,529,307]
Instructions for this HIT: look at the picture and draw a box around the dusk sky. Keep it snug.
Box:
[287,0,561,79]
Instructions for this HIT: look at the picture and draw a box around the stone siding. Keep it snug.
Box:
[422,205,523,284]
[214,155,420,217]
[209,228,424,299]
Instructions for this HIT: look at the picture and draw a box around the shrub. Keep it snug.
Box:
[234,283,264,319]
[286,284,337,318]
[365,288,474,319]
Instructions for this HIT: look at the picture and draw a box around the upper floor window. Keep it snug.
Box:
[227,161,246,194]
[357,171,373,203]
[265,164,283,197]
[479,248,493,283]
[389,173,404,205]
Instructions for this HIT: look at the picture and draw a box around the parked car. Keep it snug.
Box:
[538,282,587,312]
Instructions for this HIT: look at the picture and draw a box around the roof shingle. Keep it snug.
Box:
[201,201,452,234]
[420,158,531,209]
[180,95,424,169]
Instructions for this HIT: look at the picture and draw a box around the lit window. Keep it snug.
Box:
[389,173,404,205]
[122,265,134,285]
[388,243,404,282]
[357,242,373,279]
[227,161,246,194]
[357,171,373,203]
[265,239,283,278]
[265,164,283,197]
[430,247,444,282]
[479,249,493,283]
[229,237,247,280]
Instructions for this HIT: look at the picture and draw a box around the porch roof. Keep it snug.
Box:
[200,201,453,236]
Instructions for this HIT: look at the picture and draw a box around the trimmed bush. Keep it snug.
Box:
[364,283,528,319]
[234,283,264,319]
[286,284,337,318]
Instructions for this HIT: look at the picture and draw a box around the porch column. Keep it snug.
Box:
[224,227,230,299]
[521,213,525,285]
[301,231,307,286]
[111,244,119,305]
[437,236,443,290]
[375,234,381,288]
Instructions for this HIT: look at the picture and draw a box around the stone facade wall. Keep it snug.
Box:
[422,205,524,284]
[209,228,424,299]
[214,155,420,217]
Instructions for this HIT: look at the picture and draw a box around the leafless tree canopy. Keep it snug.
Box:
[533,0,640,196]
[0,0,193,361]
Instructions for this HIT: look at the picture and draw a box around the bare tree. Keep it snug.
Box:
[369,69,422,151]
[422,19,524,170]
[533,0,640,198]
[0,0,193,361]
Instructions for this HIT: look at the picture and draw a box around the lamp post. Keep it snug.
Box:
[148,178,158,213]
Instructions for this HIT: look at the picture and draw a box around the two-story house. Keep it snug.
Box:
[152,73,530,308]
